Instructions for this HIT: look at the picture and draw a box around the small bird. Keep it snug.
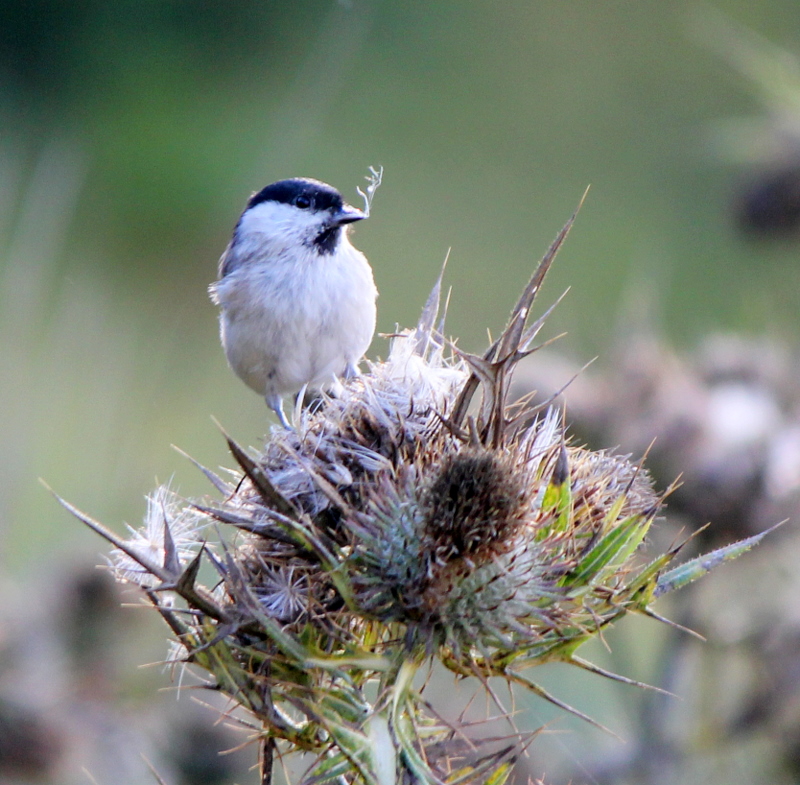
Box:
[210,177,378,427]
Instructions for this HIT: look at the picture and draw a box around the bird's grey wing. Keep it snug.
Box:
[218,236,251,279]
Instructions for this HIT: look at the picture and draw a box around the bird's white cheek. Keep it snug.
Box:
[237,202,323,251]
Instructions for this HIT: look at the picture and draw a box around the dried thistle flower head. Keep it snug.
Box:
[57,201,773,785]
[109,484,206,587]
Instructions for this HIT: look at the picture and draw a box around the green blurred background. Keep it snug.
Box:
[2,1,800,783]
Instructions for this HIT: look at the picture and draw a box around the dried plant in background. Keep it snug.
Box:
[52,203,770,785]
[510,327,800,784]
[695,7,800,238]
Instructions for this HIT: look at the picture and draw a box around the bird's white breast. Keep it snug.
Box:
[213,238,377,398]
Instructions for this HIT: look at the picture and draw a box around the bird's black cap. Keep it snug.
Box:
[247,178,345,213]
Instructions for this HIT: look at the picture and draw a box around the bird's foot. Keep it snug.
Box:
[343,362,361,380]
[266,393,292,429]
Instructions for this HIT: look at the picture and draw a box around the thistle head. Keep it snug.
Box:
[59,202,771,785]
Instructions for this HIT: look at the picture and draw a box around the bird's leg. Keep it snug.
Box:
[343,362,360,380]
[266,393,291,429]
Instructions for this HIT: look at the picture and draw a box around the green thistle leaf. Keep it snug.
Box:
[654,524,781,597]
[623,550,679,602]
[566,513,648,587]
[480,761,515,785]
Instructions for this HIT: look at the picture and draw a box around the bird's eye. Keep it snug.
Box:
[294,195,312,209]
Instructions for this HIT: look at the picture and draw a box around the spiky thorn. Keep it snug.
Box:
[42,483,171,581]
[161,507,181,576]
[470,666,529,750]
[191,502,303,547]
[503,671,621,739]
[457,351,503,446]
[414,250,450,356]
[567,655,676,697]
[426,730,539,764]
[515,288,571,355]
[639,608,706,642]
[213,419,299,519]
[450,188,588,435]
[158,548,235,627]
[43,483,231,624]
[175,547,203,597]
[455,647,619,740]
[172,444,234,496]
[446,743,520,785]
[510,356,596,430]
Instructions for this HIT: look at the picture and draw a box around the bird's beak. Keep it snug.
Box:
[334,204,366,226]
